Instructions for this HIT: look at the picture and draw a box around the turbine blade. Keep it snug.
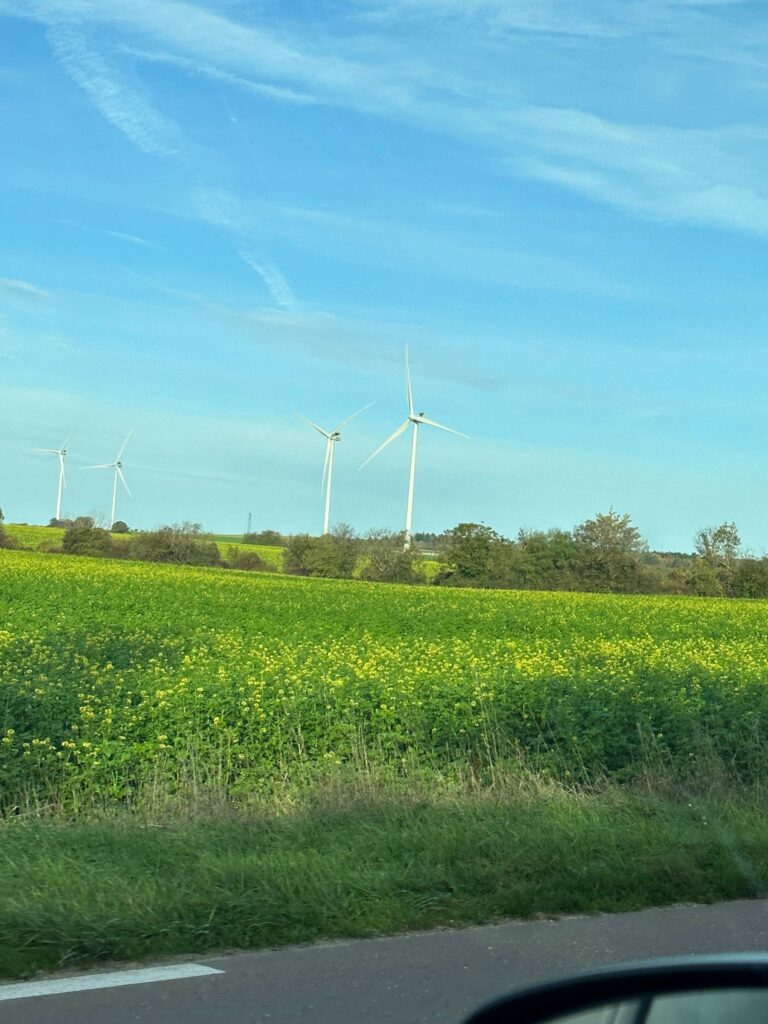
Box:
[332,402,374,435]
[116,428,134,462]
[359,420,410,469]
[82,464,113,470]
[116,465,132,497]
[296,413,330,438]
[405,345,414,417]
[32,448,59,454]
[61,431,73,451]
[417,415,470,438]
[321,438,332,495]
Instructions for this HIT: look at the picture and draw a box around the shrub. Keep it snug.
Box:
[437,523,500,586]
[111,520,130,534]
[227,548,269,572]
[359,530,420,583]
[0,509,19,550]
[284,527,358,578]
[62,523,114,557]
[129,523,221,567]
[732,558,768,599]
[243,530,283,546]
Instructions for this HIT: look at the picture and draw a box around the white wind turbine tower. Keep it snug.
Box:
[299,404,372,535]
[32,432,72,521]
[84,431,133,528]
[361,347,468,549]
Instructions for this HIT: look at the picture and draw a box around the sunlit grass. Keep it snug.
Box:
[2,770,767,978]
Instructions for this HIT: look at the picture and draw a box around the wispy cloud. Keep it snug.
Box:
[238,252,298,311]
[121,46,320,107]
[45,22,186,158]
[166,285,506,392]
[194,192,631,298]
[58,218,166,250]
[359,0,760,54]
[8,0,768,240]
[0,277,52,301]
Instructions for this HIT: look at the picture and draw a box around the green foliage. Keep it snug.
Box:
[284,526,358,578]
[695,523,741,595]
[731,558,768,599]
[111,520,129,534]
[226,547,269,572]
[359,529,419,583]
[129,523,221,567]
[572,510,650,593]
[2,788,767,978]
[62,523,115,558]
[5,549,768,815]
[437,522,500,585]
[573,508,647,554]
[243,530,283,546]
[506,529,582,591]
[686,560,725,597]
[1,515,766,600]
[0,509,18,551]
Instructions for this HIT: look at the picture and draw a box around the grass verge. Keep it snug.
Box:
[2,775,767,979]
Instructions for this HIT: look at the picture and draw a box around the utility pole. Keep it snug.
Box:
[247,511,252,535]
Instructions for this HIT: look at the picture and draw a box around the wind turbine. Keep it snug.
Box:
[32,433,72,520]
[299,404,372,535]
[360,348,468,548]
[84,430,133,528]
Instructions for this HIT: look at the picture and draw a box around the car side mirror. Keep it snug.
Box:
[464,954,768,1023]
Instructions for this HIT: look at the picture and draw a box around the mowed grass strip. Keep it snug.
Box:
[1,786,766,978]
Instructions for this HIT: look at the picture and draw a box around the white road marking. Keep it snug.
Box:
[0,963,224,1001]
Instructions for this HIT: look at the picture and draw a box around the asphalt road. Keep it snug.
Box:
[4,898,768,1024]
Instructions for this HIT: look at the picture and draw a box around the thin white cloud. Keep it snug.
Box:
[8,0,768,240]
[122,46,320,107]
[57,219,166,250]
[0,277,52,301]
[238,253,298,311]
[190,185,241,229]
[45,22,186,158]
[359,0,755,51]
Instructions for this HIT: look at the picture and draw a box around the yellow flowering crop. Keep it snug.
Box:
[2,548,768,805]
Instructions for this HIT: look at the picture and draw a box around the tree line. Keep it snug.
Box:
[283,511,767,596]
[1,508,766,597]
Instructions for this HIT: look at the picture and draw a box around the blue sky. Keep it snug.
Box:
[2,0,768,550]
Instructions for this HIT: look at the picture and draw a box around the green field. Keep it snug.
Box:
[2,547,768,976]
[4,547,768,802]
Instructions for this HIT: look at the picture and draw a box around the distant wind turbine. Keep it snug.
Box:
[299,405,372,535]
[84,431,133,528]
[360,347,468,548]
[32,432,72,520]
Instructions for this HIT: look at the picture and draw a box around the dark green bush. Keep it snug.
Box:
[129,523,221,567]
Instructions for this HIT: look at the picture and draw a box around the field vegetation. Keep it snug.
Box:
[7,548,768,807]
[2,545,768,976]
[7,508,764,597]
[4,522,284,570]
